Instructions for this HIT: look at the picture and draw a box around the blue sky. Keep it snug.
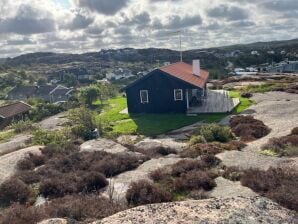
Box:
[0,0,298,58]
[55,0,71,8]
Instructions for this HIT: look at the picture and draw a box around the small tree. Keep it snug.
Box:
[80,86,100,106]
[68,107,100,139]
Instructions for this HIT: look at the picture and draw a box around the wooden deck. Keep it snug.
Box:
[187,90,239,114]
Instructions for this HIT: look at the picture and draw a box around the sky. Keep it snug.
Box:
[0,0,297,58]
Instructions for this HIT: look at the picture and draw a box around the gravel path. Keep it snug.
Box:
[0,145,42,184]
[218,92,298,171]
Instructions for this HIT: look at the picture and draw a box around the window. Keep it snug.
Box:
[140,90,149,103]
[174,89,183,101]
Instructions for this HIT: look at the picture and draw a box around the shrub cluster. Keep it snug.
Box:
[32,128,71,147]
[180,141,244,158]
[230,115,270,141]
[261,127,298,157]
[274,84,298,94]
[0,178,31,207]
[29,103,65,122]
[129,156,219,205]
[194,124,234,143]
[9,120,36,134]
[126,180,172,206]
[0,194,124,224]
[1,144,148,205]
[241,167,298,212]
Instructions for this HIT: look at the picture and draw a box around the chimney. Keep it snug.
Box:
[193,60,200,76]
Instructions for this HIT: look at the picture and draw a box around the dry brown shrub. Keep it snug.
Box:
[126,180,172,206]
[241,167,298,212]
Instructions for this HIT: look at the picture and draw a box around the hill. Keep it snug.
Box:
[4,38,298,68]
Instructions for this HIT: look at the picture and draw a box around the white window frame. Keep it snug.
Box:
[174,89,183,101]
[140,90,149,104]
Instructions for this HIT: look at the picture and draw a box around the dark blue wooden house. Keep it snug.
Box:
[124,60,209,113]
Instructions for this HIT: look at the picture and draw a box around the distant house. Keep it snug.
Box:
[267,60,298,73]
[124,60,209,113]
[0,101,32,129]
[7,85,73,103]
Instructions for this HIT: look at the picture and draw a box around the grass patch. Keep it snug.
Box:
[229,91,254,113]
[260,149,279,157]
[98,97,227,136]
[0,130,16,143]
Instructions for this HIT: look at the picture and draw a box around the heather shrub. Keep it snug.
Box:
[230,116,270,141]
[15,171,40,185]
[0,195,124,224]
[80,172,108,192]
[147,157,218,202]
[39,177,77,198]
[196,124,234,143]
[126,180,172,206]
[9,144,146,200]
[241,167,298,211]
[173,170,216,191]
[90,153,147,176]
[149,168,168,182]
[17,158,35,170]
[0,203,47,224]
[171,159,209,177]
[0,178,31,206]
[180,142,229,158]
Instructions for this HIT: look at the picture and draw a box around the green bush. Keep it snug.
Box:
[32,128,71,147]
[189,135,206,145]
[9,120,35,134]
[29,103,65,121]
[196,124,234,143]
[68,107,101,140]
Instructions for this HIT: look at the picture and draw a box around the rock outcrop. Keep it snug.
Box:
[95,197,298,224]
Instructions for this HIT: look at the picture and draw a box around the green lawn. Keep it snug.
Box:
[229,91,254,113]
[98,97,226,136]
[97,91,254,136]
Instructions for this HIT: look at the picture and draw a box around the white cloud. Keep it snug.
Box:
[0,0,297,57]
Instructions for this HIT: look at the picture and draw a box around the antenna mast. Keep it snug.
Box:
[165,30,183,62]
[179,30,182,62]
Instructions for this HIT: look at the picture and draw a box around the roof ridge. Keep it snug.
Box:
[159,61,187,69]
[0,101,24,108]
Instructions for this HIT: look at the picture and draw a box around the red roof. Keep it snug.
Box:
[0,101,32,119]
[159,62,209,88]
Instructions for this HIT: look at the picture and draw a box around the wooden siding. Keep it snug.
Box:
[125,70,203,113]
